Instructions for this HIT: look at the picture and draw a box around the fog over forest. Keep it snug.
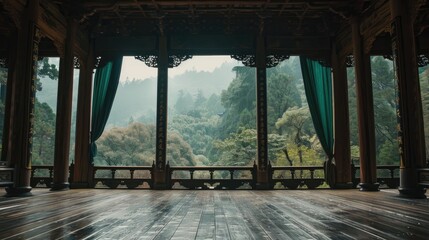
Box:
[5,56,428,173]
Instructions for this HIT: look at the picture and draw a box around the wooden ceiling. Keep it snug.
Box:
[71,0,372,37]
[2,0,429,58]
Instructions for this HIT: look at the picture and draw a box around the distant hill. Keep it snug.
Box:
[35,60,239,128]
[106,61,237,127]
[37,71,80,113]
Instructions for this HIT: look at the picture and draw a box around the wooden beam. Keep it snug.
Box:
[38,0,88,58]
[2,0,89,58]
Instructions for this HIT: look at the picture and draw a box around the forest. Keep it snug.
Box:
[1,56,428,170]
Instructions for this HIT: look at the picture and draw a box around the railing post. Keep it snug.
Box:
[230,170,234,180]
[111,169,116,179]
[310,169,315,179]
[190,170,194,180]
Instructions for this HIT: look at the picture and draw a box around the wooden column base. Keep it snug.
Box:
[255,170,271,189]
[255,182,270,190]
[70,182,90,189]
[153,170,169,189]
[399,169,427,198]
[358,182,380,191]
[50,182,70,191]
[399,187,427,199]
[332,182,354,189]
[5,186,32,197]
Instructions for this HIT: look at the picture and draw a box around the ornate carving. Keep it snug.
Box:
[256,68,268,171]
[156,68,168,170]
[135,55,157,67]
[94,56,102,69]
[28,27,42,165]
[135,55,193,68]
[417,55,429,67]
[231,55,289,68]
[73,56,81,69]
[383,55,394,61]
[266,55,290,67]
[169,55,193,68]
[345,55,354,67]
[231,55,256,67]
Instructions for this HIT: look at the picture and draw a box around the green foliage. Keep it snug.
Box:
[32,100,56,165]
[267,69,302,133]
[174,90,194,115]
[31,58,60,165]
[219,66,256,138]
[212,127,257,166]
[95,123,156,166]
[348,57,400,166]
[371,57,398,165]
[168,114,220,156]
[94,122,196,166]
[419,66,429,157]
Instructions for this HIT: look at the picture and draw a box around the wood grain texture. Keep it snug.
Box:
[0,189,428,239]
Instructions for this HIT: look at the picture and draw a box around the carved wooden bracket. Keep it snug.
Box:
[231,55,289,68]
[346,55,354,67]
[135,55,192,68]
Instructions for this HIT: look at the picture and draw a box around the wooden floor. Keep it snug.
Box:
[0,189,428,240]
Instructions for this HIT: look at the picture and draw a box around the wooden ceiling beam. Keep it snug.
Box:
[39,0,89,58]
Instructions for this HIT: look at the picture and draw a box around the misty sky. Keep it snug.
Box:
[120,56,237,82]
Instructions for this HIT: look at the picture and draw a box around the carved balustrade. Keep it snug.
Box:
[351,164,400,188]
[92,166,153,189]
[29,164,401,190]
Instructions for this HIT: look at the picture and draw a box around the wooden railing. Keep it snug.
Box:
[0,167,14,187]
[31,165,54,188]
[352,164,400,188]
[92,166,153,189]
[271,166,325,189]
[169,166,256,189]
[417,168,429,188]
[29,164,401,190]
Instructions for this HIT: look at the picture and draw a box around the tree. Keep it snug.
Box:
[371,57,399,165]
[219,66,256,138]
[275,106,317,176]
[95,122,196,167]
[267,63,302,133]
[174,90,194,115]
[32,100,56,165]
[418,66,429,158]
[30,58,60,165]
[212,127,257,166]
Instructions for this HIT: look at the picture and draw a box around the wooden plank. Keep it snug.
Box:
[1,189,429,239]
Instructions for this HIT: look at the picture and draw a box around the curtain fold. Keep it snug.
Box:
[299,56,335,184]
[90,56,123,163]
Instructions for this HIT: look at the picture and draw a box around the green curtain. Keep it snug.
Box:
[299,56,335,184]
[90,56,123,163]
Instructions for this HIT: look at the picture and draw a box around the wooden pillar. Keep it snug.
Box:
[5,0,41,196]
[390,0,426,198]
[153,34,169,189]
[71,44,94,188]
[51,19,76,191]
[255,33,269,189]
[331,44,353,188]
[351,16,379,191]
[1,31,17,166]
